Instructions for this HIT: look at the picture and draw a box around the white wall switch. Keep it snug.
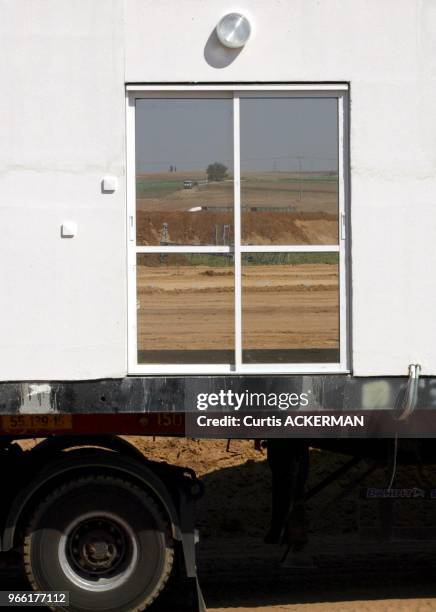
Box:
[61,221,78,238]
[102,175,118,192]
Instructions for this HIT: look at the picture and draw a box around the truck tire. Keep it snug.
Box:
[23,475,174,612]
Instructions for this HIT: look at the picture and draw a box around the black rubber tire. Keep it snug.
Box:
[23,475,174,612]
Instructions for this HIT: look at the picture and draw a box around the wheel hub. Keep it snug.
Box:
[83,538,116,566]
[68,519,127,576]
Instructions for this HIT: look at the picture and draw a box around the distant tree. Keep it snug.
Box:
[169,165,174,172]
[207,162,228,182]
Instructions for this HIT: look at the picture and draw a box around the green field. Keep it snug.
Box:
[138,252,338,267]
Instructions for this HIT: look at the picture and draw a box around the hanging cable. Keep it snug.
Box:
[387,364,421,490]
[387,434,398,490]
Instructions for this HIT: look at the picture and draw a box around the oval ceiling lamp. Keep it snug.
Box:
[216,13,252,48]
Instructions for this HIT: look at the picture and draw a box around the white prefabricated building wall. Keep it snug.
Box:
[1,0,435,380]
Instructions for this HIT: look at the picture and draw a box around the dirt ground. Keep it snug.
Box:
[136,261,339,359]
[127,438,436,612]
[136,209,338,247]
[208,597,436,611]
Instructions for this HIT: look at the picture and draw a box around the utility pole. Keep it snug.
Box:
[297,156,303,202]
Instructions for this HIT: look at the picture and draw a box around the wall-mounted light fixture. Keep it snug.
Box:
[216,13,251,48]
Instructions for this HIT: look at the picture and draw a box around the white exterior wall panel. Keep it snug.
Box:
[1,0,435,378]
[0,1,126,380]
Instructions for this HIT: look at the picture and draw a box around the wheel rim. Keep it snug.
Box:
[58,511,139,592]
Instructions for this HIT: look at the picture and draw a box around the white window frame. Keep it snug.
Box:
[126,84,350,375]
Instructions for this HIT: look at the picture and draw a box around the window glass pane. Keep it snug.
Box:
[242,252,339,363]
[137,254,234,364]
[240,98,339,246]
[136,99,234,246]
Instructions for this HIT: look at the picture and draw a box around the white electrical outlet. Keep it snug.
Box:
[102,176,118,192]
[61,221,78,238]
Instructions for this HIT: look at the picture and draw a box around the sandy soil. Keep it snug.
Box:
[136,262,339,355]
[242,263,339,350]
[136,209,338,247]
[208,598,436,611]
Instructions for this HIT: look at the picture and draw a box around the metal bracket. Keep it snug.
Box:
[179,487,207,612]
